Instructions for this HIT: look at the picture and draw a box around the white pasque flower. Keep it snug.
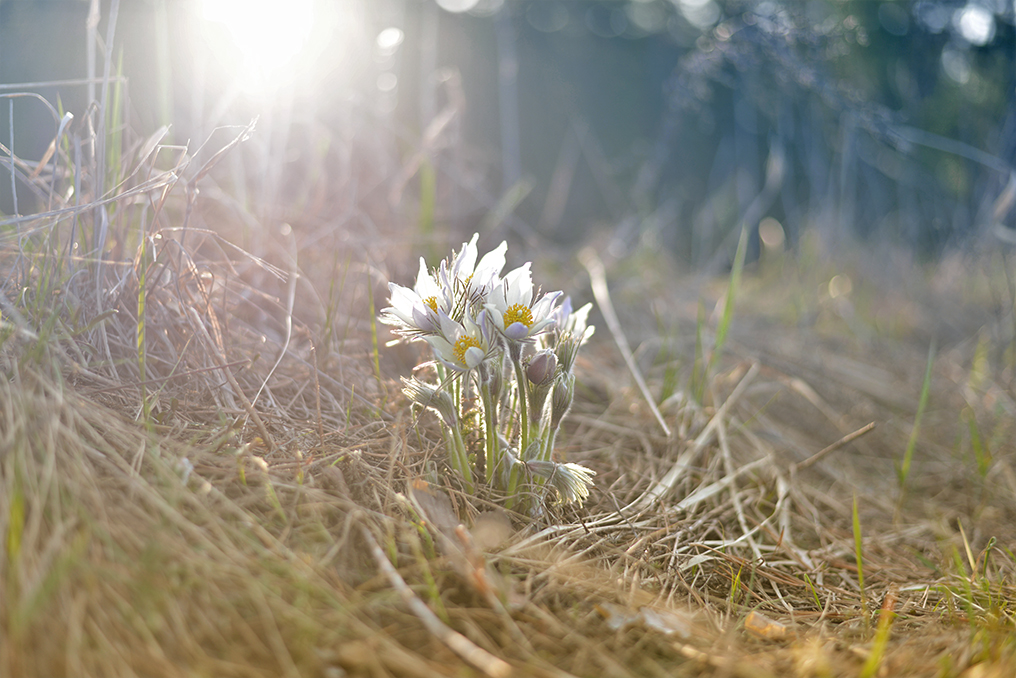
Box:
[379,257,450,338]
[486,263,562,342]
[553,297,594,341]
[544,296,595,372]
[425,308,497,372]
[439,234,508,314]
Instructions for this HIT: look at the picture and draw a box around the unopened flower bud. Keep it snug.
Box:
[522,439,542,462]
[551,372,575,429]
[554,334,579,374]
[527,349,557,386]
[526,350,557,424]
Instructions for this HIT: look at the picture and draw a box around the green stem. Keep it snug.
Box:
[481,381,499,486]
[505,455,522,510]
[450,425,474,493]
[504,358,532,509]
[542,424,559,463]
[512,358,530,456]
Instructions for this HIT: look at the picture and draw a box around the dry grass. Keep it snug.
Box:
[2,83,1016,678]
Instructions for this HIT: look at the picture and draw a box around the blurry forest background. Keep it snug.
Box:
[2,0,1014,267]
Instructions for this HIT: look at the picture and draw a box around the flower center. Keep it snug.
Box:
[424,296,439,312]
[452,336,482,366]
[503,303,533,328]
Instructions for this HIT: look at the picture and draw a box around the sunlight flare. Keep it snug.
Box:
[201,0,316,93]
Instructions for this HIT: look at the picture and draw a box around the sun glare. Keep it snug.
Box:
[200,0,316,94]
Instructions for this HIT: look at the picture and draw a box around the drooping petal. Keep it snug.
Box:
[379,283,426,332]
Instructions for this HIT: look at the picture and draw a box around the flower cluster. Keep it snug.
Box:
[380,234,595,509]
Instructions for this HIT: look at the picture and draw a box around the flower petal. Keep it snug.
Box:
[505,322,530,341]
[464,345,486,368]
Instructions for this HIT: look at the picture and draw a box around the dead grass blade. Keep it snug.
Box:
[580,246,671,438]
[791,421,877,473]
[360,525,512,678]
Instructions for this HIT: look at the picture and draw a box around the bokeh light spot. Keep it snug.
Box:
[941,47,971,84]
[376,27,404,53]
[759,217,785,251]
[828,275,853,299]
[436,0,481,14]
[954,4,995,46]
[679,0,720,32]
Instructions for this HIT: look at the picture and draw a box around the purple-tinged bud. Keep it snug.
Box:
[527,349,558,386]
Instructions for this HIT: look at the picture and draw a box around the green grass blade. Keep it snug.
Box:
[698,225,747,404]
[137,235,150,425]
[860,602,894,678]
[711,224,748,360]
[853,494,867,620]
[964,408,991,478]
[692,300,706,403]
[898,341,936,490]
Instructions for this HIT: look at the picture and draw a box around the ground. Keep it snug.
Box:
[3,212,1015,676]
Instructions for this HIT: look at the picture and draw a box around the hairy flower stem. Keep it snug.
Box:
[541,425,557,462]
[512,358,531,456]
[450,424,474,493]
[480,381,498,484]
[504,469,518,510]
[440,427,457,483]
[504,358,536,511]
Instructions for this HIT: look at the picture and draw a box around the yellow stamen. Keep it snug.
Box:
[424,296,438,312]
[503,303,534,328]
[452,336,482,366]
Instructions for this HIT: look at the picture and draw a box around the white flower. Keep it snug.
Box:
[486,263,562,342]
[546,297,595,372]
[424,308,497,372]
[379,257,450,338]
[556,298,594,341]
[439,234,508,316]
